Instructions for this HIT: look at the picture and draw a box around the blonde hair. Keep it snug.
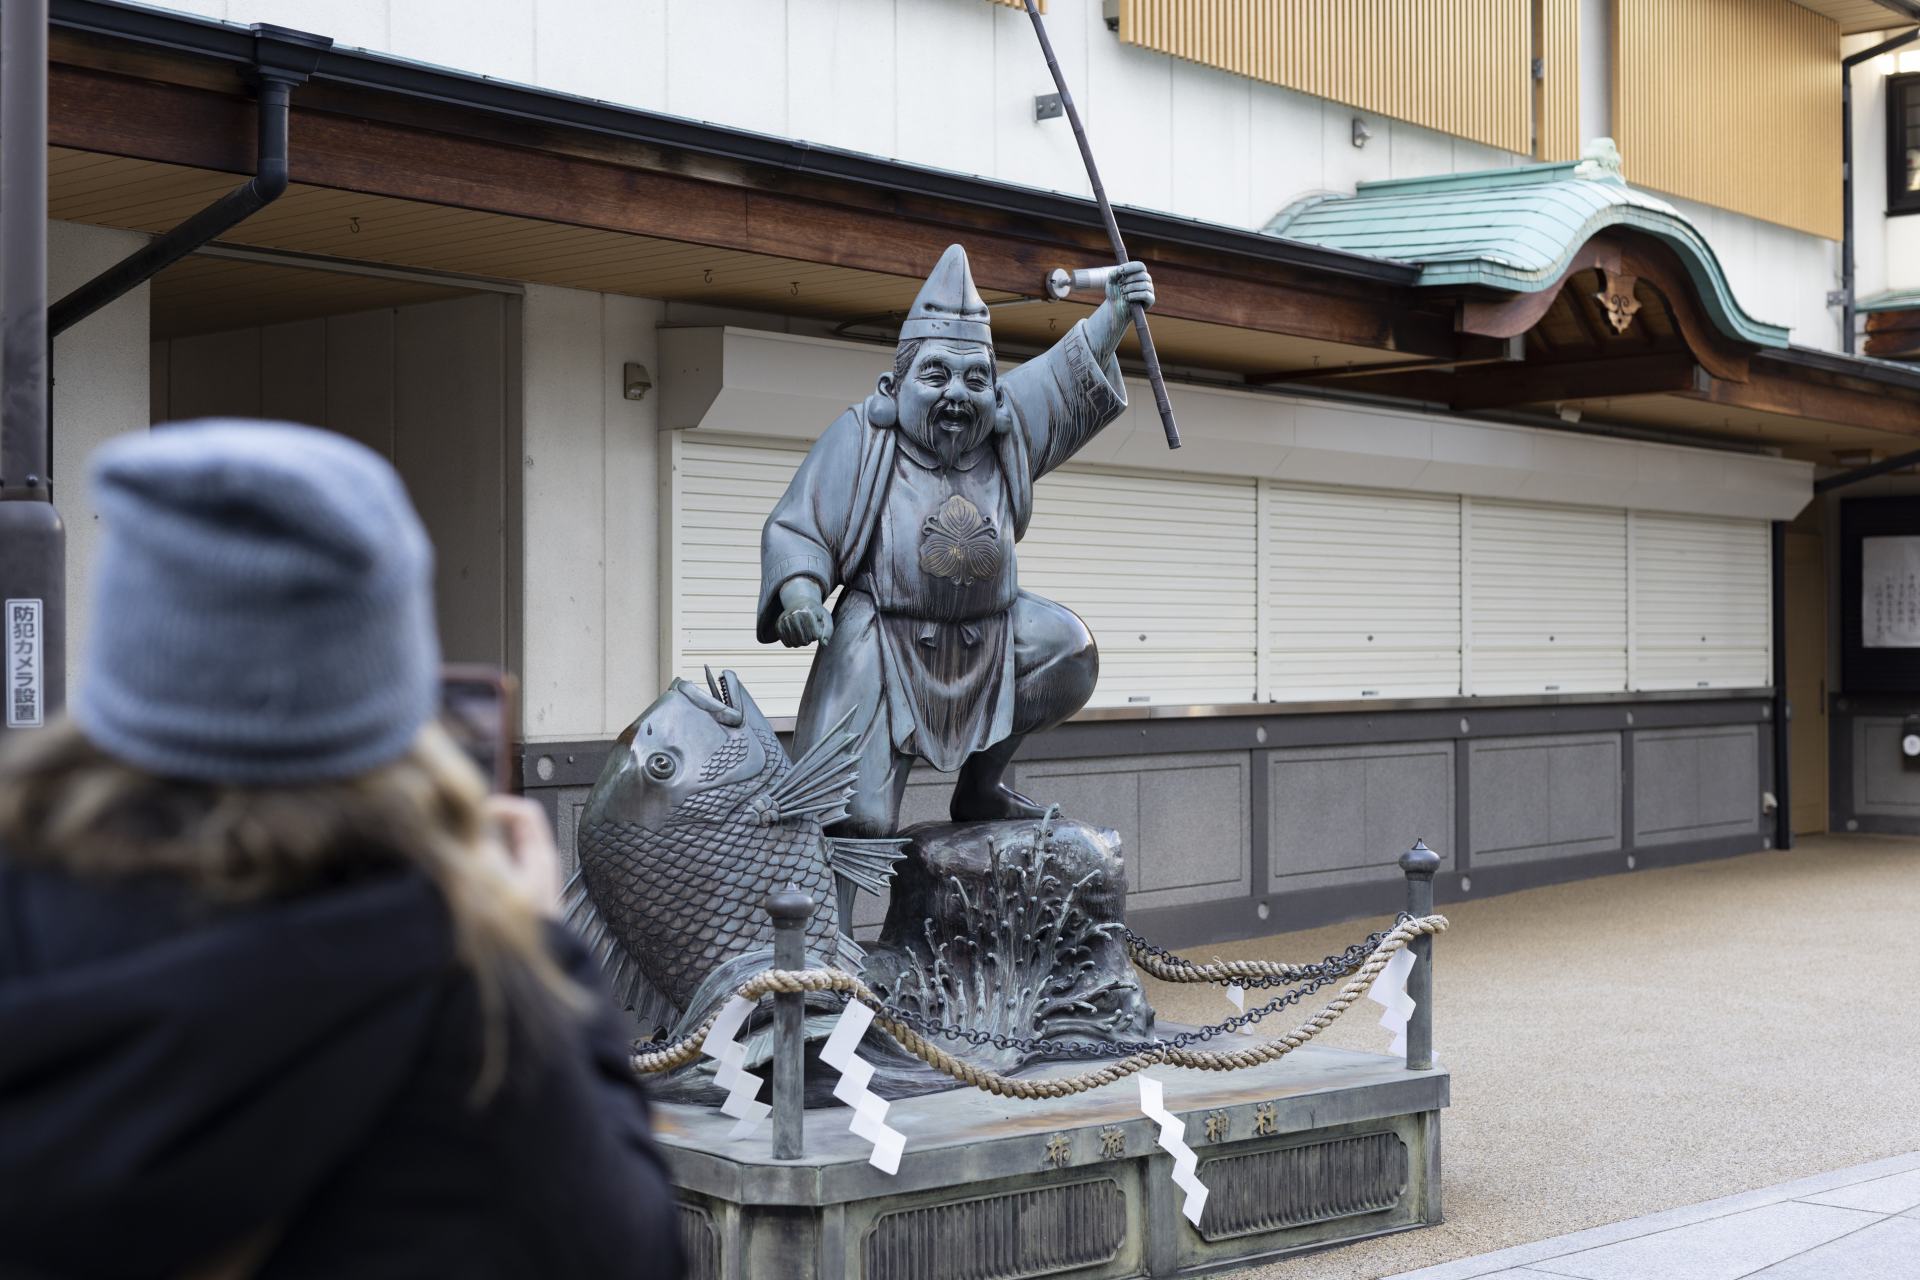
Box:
[0,717,584,1098]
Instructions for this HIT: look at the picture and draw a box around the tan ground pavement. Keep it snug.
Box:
[1135,835,1920,1280]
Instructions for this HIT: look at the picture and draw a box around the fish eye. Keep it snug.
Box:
[644,751,676,780]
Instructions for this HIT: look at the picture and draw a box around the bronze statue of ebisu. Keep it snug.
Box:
[568,246,1161,1096]
[758,244,1154,838]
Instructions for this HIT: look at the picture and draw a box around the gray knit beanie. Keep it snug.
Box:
[72,420,441,785]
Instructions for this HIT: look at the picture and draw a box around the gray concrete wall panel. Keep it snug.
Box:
[1631,725,1762,845]
[1468,734,1621,866]
[1851,716,1920,816]
[1266,743,1454,894]
[528,694,1771,949]
[1018,753,1252,912]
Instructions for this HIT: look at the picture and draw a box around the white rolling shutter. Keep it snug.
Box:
[1266,484,1462,701]
[674,439,1261,716]
[1630,512,1771,690]
[675,433,815,715]
[1468,499,1627,695]
[1020,466,1260,707]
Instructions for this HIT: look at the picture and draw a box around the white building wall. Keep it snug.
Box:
[1668,193,1843,353]
[519,285,664,743]
[14,222,154,689]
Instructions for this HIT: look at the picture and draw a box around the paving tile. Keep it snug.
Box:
[1800,1166,1920,1215]
[1533,1201,1880,1280]
[1384,1154,1920,1280]
[1746,1216,1920,1279]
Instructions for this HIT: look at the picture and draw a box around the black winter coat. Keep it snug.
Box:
[0,858,684,1280]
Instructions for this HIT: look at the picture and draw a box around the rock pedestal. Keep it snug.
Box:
[861,816,1154,1076]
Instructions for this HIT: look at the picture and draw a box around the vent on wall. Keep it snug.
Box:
[862,1178,1127,1280]
[1196,1131,1408,1241]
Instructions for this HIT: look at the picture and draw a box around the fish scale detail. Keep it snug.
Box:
[579,817,837,1008]
[574,677,846,1017]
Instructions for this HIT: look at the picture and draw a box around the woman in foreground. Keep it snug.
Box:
[0,421,682,1279]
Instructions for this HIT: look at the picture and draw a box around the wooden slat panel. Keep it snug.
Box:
[1614,0,1841,239]
[1117,0,1533,155]
[1539,0,1582,161]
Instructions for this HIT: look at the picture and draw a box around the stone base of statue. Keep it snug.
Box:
[654,1045,1447,1280]
[860,816,1155,1085]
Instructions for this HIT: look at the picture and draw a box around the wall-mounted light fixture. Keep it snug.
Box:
[1351,117,1372,149]
[623,362,652,401]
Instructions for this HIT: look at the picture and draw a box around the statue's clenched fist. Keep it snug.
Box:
[1105,260,1155,313]
[1086,260,1155,361]
[775,578,834,648]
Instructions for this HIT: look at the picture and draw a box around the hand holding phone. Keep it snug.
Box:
[439,665,516,792]
[484,794,563,915]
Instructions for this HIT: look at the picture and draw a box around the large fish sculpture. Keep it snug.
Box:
[562,668,902,1075]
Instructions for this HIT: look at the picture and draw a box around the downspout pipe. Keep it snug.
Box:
[1814,445,1920,493]
[1770,521,1791,853]
[1841,27,1920,356]
[47,23,330,338]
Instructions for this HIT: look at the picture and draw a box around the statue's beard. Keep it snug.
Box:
[903,401,991,465]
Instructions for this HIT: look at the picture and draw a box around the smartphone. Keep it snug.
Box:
[439,665,517,792]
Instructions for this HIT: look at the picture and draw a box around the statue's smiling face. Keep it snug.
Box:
[897,340,996,452]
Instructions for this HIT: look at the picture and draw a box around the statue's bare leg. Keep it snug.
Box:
[950,592,1097,823]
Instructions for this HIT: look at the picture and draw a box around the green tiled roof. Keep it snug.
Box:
[1858,288,1920,314]
[1264,150,1790,350]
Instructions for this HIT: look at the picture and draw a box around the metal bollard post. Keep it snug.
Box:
[765,886,813,1160]
[1397,840,1440,1072]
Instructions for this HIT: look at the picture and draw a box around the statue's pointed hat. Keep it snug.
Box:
[898,244,991,345]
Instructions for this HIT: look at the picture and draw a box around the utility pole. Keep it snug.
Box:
[1,0,63,737]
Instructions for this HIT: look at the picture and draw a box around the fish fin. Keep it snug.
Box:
[825,835,908,899]
[764,705,862,825]
[835,930,868,971]
[560,871,595,929]
[559,870,680,1030]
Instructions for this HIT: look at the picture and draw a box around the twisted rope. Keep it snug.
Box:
[630,913,1446,1099]
[1129,943,1331,985]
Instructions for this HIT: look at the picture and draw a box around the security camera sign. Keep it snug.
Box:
[1863,537,1920,649]
[6,599,42,728]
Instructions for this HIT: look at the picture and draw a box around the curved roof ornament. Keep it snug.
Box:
[1264,137,1789,350]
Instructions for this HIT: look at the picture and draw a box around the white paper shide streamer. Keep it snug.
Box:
[1366,947,1435,1060]
[1138,1075,1209,1227]
[821,1000,907,1174]
[1224,983,1254,1035]
[701,995,771,1138]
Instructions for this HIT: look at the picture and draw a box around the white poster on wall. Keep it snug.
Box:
[1862,536,1920,648]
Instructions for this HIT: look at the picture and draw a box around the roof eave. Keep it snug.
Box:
[50,0,1417,288]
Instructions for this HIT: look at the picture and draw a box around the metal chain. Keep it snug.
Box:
[1122,915,1411,991]
[865,914,1412,1059]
